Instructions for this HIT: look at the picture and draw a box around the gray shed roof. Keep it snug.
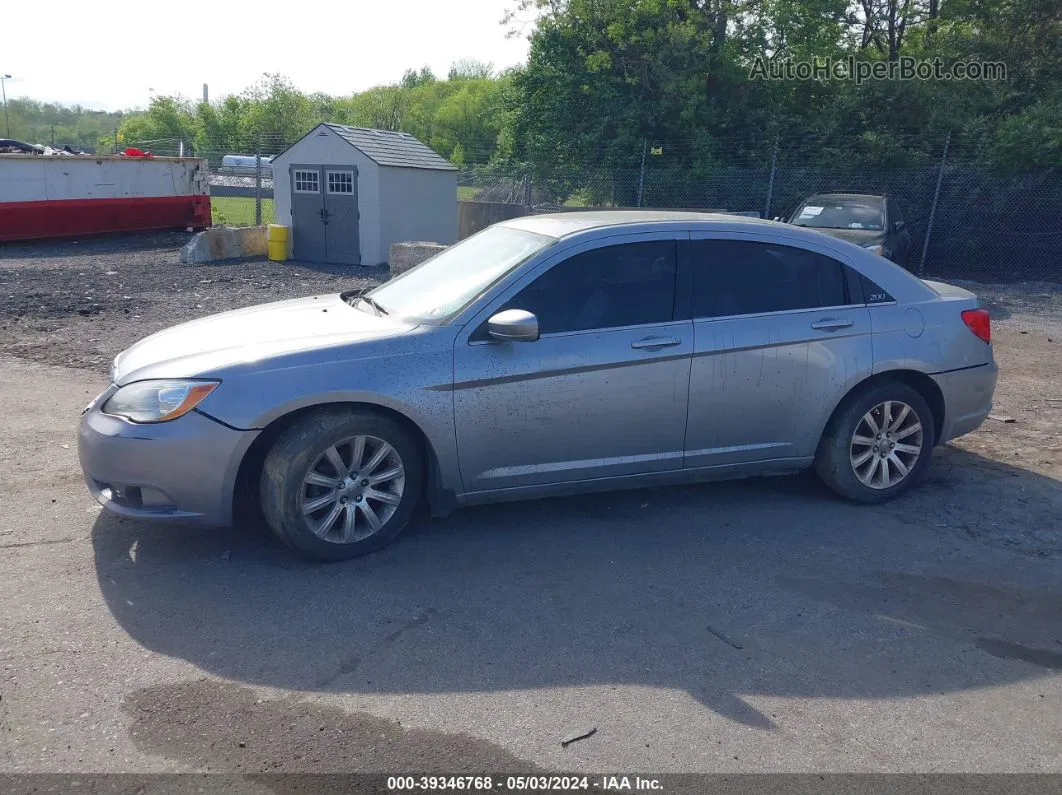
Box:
[323,124,457,171]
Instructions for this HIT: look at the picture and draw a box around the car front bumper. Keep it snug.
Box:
[78,397,258,526]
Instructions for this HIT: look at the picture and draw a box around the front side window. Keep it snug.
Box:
[888,199,904,225]
[504,241,677,334]
[691,240,847,318]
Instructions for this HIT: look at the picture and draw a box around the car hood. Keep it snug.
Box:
[800,227,885,246]
[112,294,415,384]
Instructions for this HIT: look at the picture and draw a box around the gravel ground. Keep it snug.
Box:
[0,232,384,373]
[890,278,1062,558]
[1,235,1061,777]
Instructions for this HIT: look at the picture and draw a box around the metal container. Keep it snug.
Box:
[0,155,211,242]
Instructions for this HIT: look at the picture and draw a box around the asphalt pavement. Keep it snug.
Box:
[1,356,1060,776]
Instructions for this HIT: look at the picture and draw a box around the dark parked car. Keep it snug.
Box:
[787,193,912,267]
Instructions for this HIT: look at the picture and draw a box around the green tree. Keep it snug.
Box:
[430,77,507,162]
[4,97,125,152]
[448,58,495,80]
[117,96,196,153]
[401,66,437,88]
[335,85,410,131]
[239,73,316,149]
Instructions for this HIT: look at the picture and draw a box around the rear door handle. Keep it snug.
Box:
[810,318,854,331]
[631,336,681,350]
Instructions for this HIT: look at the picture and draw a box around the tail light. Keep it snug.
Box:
[961,308,991,343]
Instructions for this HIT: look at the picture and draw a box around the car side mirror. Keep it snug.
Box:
[893,220,906,233]
[772,216,783,222]
[488,309,539,342]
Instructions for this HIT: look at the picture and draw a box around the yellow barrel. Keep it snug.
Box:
[267,224,289,261]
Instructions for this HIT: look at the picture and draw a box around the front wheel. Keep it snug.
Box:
[260,408,423,561]
[814,382,935,503]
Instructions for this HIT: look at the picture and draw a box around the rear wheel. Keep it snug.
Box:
[260,408,422,561]
[814,381,935,503]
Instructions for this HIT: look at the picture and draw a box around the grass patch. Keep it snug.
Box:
[211,197,275,226]
[457,186,483,201]
[563,190,594,207]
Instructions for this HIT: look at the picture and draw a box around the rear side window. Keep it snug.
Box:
[502,240,677,334]
[861,274,895,304]
[690,240,847,318]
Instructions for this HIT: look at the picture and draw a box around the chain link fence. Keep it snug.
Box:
[124,137,281,227]
[458,134,1061,284]
[130,132,1059,283]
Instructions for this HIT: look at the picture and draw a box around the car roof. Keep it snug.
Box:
[802,193,886,202]
[498,209,910,259]
[499,210,783,239]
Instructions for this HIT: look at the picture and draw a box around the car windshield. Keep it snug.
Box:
[362,226,556,324]
[792,198,885,231]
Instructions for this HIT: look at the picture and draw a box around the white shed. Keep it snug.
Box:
[272,123,458,266]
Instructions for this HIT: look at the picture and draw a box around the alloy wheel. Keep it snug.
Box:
[849,400,923,489]
[299,435,406,543]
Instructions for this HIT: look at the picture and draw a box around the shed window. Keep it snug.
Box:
[328,170,354,194]
[294,170,319,193]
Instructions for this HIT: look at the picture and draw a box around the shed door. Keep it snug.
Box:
[290,165,327,263]
[323,168,360,265]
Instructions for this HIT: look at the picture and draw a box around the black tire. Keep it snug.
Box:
[260,407,423,561]
[814,380,936,504]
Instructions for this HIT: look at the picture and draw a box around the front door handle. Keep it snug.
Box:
[810,318,854,331]
[631,336,681,350]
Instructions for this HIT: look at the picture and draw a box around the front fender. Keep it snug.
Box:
[197,327,462,496]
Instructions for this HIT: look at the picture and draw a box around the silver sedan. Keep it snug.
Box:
[78,212,998,560]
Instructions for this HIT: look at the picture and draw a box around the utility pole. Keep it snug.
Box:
[764,136,779,219]
[920,131,951,276]
[254,136,263,226]
[1,75,12,139]
[636,138,647,208]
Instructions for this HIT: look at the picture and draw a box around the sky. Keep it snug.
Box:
[3,0,535,111]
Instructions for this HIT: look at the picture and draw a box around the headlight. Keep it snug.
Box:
[102,379,220,423]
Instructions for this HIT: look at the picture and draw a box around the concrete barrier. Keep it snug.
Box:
[389,241,447,276]
[180,225,268,265]
[458,200,530,239]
